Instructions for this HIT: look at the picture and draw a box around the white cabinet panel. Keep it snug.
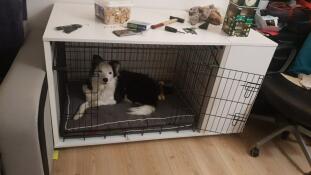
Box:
[225,46,276,74]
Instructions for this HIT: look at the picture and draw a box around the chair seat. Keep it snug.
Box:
[262,73,311,127]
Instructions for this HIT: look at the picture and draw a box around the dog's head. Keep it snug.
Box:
[91,55,120,84]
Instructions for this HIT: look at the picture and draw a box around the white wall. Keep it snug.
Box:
[27,0,229,30]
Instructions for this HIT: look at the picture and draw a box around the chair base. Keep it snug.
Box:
[249,125,311,173]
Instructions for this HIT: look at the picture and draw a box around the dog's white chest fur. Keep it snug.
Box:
[73,78,117,120]
[98,85,114,102]
[85,77,117,106]
[96,78,117,105]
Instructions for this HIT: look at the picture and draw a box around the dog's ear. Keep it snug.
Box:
[92,55,103,67]
[109,61,120,77]
[90,55,103,76]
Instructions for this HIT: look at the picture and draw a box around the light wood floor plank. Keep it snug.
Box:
[185,138,232,175]
[126,141,173,175]
[161,138,204,175]
[53,119,310,175]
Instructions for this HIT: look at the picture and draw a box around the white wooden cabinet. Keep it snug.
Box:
[43,2,277,148]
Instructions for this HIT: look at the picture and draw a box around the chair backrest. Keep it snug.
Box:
[289,33,311,75]
[267,42,297,74]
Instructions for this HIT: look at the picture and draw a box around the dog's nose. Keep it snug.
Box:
[103,78,108,83]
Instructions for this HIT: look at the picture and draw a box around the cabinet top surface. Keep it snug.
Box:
[43,3,277,47]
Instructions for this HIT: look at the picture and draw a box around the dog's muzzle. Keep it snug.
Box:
[103,78,108,83]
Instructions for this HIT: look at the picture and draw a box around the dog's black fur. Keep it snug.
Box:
[115,70,160,107]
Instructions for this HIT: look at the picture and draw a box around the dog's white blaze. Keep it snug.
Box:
[128,105,156,115]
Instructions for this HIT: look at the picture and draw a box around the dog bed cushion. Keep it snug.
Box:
[60,82,196,137]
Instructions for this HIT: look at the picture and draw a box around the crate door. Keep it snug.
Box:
[199,67,263,134]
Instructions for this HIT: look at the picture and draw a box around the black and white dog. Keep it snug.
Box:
[73,55,160,120]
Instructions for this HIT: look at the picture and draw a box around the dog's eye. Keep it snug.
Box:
[109,72,112,75]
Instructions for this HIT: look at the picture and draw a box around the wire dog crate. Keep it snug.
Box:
[199,66,264,134]
[52,42,263,140]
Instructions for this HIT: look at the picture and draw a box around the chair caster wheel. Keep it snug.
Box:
[249,147,260,157]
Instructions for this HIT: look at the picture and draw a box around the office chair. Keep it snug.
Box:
[249,37,311,173]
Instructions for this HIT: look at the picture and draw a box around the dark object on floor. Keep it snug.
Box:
[199,22,209,30]
[164,26,185,34]
[55,24,82,34]
[183,28,197,34]
[249,36,311,174]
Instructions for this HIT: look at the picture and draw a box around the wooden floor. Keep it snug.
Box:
[53,119,311,175]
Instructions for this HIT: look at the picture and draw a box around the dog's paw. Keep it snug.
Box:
[107,99,117,105]
[73,114,83,120]
[110,100,117,105]
[98,99,116,106]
